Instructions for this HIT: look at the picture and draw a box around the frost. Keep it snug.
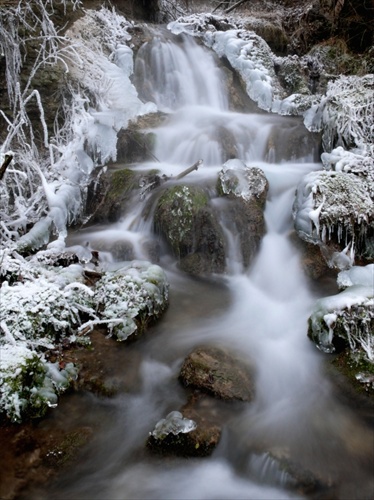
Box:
[218,159,268,202]
[293,168,374,265]
[150,411,197,440]
[0,256,169,421]
[304,75,374,156]
[92,262,169,341]
[0,5,156,251]
[308,285,374,361]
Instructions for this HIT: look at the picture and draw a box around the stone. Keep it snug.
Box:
[179,345,255,402]
[154,184,226,275]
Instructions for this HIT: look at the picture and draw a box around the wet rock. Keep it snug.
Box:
[293,168,374,269]
[289,231,333,281]
[248,448,335,496]
[116,112,166,164]
[147,407,221,457]
[179,345,255,402]
[217,160,268,268]
[154,184,226,276]
[85,167,141,224]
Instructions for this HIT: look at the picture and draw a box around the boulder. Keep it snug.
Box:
[179,345,255,402]
[217,159,268,268]
[293,167,374,269]
[154,184,226,275]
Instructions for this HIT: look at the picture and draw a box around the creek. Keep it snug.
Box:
[33,30,373,500]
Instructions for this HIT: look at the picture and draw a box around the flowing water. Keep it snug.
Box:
[35,31,373,500]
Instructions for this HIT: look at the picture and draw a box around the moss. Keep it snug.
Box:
[108,168,138,202]
[331,350,374,397]
[155,185,209,257]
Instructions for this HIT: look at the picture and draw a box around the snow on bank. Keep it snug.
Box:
[0,251,169,422]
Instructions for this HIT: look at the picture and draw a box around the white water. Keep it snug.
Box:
[44,32,373,500]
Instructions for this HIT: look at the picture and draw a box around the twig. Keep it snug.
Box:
[0,154,13,181]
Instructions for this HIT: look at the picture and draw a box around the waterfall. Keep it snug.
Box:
[45,31,373,500]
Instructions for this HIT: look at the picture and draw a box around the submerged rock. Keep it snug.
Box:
[179,345,255,402]
[154,184,226,275]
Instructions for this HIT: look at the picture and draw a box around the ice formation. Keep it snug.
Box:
[168,14,317,115]
[308,283,373,361]
[293,169,373,245]
[150,411,197,440]
[218,159,268,202]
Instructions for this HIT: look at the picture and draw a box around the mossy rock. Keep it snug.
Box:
[154,185,226,275]
[85,167,142,224]
[179,345,255,402]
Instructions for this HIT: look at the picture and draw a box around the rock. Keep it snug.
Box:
[293,168,374,269]
[147,407,221,457]
[154,184,226,276]
[116,112,166,164]
[289,231,333,281]
[247,448,336,496]
[217,160,268,268]
[85,167,142,224]
[308,265,374,396]
[179,345,255,402]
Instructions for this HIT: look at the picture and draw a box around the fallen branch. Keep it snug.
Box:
[175,159,203,179]
[0,154,13,181]
[139,159,203,199]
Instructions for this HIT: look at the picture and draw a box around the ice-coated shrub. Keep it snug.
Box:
[0,345,77,422]
[91,262,169,341]
[304,74,374,155]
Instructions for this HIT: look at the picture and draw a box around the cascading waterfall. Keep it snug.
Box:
[43,31,373,500]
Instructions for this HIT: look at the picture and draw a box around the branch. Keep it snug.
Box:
[0,155,13,181]
[175,159,203,179]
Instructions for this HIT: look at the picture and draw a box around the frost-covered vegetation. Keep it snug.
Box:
[0,250,169,422]
[0,2,155,251]
[308,265,374,388]
[0,3,168,422]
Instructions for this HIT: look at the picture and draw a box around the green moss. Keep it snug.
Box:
[155,185,209,257]
[108,168,137,202]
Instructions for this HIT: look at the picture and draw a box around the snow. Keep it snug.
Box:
[309,284,374,358]
[337,264,374,290]
[0,249,169,421]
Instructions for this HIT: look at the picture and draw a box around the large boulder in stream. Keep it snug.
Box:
[217,159,268,268]
[154,184,226,275]
[179,345,256,402]
[293,149,374,270]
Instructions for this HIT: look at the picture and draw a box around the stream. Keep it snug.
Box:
[32,30,373,500]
